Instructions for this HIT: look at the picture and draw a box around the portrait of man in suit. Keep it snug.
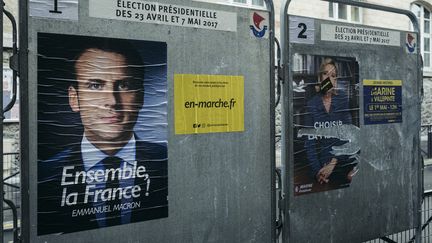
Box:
[37,33,168,235]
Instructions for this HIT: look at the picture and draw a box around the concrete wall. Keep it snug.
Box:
[362,0,411,31]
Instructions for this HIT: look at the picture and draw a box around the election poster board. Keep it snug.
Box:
[292,55,360,196]
[37,33,168,235]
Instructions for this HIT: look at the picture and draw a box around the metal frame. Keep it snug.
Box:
[280,0,423,242]
[0,2,20,243]
[262,1,277,241]
[0,0,4,242]
[0,1,20,242]
[18,0,29,242]
[3,7,18,114]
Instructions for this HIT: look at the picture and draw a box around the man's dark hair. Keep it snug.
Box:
[37,33,147,156]
[38,33,145,91]
[70,36,145,91]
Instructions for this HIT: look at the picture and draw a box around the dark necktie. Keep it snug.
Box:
[101,156,122,226]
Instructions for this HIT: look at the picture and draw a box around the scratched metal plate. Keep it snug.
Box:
[22,0,274,242]
[285,16,420,243]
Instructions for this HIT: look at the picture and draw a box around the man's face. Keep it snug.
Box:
[68,48,143,145]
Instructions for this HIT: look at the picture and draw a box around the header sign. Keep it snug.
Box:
[321,24,400,47]
[89,0,237,32]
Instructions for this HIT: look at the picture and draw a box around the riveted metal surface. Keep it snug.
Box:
[281,13,421,243]
[21,0,275,242]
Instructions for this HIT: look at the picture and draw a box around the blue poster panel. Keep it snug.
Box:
[363,80,402,125]
[37,33,168,235]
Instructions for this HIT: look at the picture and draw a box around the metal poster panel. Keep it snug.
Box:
[293,55,360,195]
[174,74,244,134]
[37,33,168,235]
[363,80,402,125]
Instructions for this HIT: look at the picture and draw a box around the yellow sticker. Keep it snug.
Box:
[174,74,244,134]
[363,80,402,86]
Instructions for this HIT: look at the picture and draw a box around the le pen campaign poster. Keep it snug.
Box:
[37,33,168,235]
[292,55,360,196]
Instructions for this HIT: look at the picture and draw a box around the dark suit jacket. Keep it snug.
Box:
[37,139,168,235]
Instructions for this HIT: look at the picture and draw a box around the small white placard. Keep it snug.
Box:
[405,32,417,54]
[249,11,269,39]
[30,0,78,20]
[289,16,315,44]
[89,0,237,32]
[321,24,400,46]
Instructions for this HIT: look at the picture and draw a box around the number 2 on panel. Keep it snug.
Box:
[298,23,307,39]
